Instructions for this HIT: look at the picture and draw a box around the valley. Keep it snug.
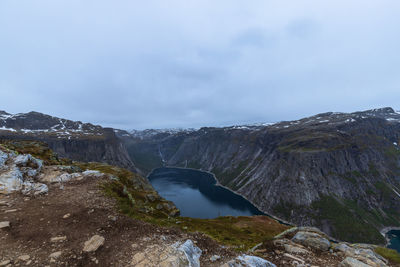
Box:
[121,107,400,245]
[1,108,400,266]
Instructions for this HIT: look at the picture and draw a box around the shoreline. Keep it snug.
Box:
[380,226,400,236]
[147,165,293,226]
[380,227,400,247]
[147,165,399,247]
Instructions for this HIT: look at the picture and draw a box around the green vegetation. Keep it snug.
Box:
[277,131,350,153]
[126,144,163,175]
[78,161,288,251]
[0,139,288,251]
[375,247,400,264]
[0,139,70,165]
[273,201,303,221]
[311,196,385,244]
[368,162,380,177]
[385,146,400,159]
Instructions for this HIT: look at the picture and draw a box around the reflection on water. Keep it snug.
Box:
[148,167,263,219]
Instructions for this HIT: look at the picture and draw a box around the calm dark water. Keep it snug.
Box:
[387,230,400,253]
[148,167,264,219]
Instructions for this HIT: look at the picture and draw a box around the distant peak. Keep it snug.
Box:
[362,107,395,114]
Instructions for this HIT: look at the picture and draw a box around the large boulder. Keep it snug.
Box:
[0,150,9,168]
[178,240,202,267]
[0,166,24,193]
[221,255,276,267]
[339,257,372,267]
[291,231,331,251]
[0,152,47,195]
[130,239,202,267]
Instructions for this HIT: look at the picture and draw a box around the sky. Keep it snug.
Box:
[1,1,400,130]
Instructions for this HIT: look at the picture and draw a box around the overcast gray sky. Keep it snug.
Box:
[1,1,400,129]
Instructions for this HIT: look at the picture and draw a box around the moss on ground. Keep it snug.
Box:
[375,247,400,264]
[311,196,385,244]
[0,139,69,165]
[95,162,288,250]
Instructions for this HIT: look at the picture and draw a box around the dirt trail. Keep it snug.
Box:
[0,177,235,266]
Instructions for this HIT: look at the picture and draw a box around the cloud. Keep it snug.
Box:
[0,0,400,129]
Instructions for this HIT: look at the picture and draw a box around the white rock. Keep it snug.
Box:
[339,257,371,267]
[178,239,202,267]
[14,154,31,166]
[0,260,10,266]
[4,209,17,213]
[0,150,9,168]
[210,255,221,262]
[82,170,103,178]
[15,154,42,170]
[0,167,24,193]
[21,181,48,195]
[17,255,30,261]
[284,244,310,254]
[83,235,105,252]
[283,253,305,264]
[131,240,202,267]
[51,236,67,242]
[49,251,62,259]
[225,254,277,267]
[0,221,10,228]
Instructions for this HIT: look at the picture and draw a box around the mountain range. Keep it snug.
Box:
[2,107,400,244]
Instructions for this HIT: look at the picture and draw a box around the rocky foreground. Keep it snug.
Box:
[1,142,399,266]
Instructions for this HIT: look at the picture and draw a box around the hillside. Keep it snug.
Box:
[122,107,400,244]
[0,111,135,171]
[1,140,399,267]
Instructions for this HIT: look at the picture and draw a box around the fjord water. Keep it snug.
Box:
[387,230,400,253]
[148,167,263,219]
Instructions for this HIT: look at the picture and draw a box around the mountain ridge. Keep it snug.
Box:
[0,110,135,171]
[121,107,400,244]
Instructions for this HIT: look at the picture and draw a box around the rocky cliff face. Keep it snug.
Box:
[123,107,400,244]
[0,111,135,171]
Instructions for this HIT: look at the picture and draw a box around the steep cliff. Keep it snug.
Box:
[0,111,135,171]
[123,107,400,244]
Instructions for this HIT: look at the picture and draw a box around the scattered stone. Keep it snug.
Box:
[0,260,10,266]
[283,253,305,264]
[210,255,221,262]
[63,213,70,219]
[334,243,352,253]
[4,209,17,213]
[49,251,62,259]
[223,254,276,267]
[82,170,103,177]
[108,215,117,221]
[339,257,371,267]
[50,236,67,242]
[83,235,105,252]
[0,221,10,229]
[292,231,331,251]
[284,244,310,254]
[18,255,30,261]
